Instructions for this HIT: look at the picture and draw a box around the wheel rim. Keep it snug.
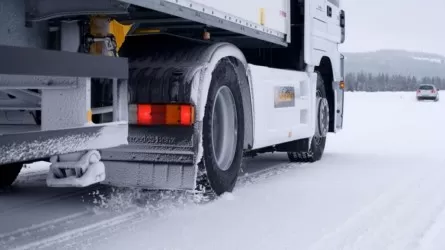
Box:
[211,85,238,171]
[314,90,329,146]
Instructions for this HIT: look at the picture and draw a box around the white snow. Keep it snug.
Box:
[21,161,50,174]
[3,91,445,250]
[63,91,445,250]
[412,56,444,64]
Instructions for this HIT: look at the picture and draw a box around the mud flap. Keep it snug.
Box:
[100,125,200,190]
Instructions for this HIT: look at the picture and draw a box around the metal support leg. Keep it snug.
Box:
[113,79,128,122]
[47,150,106,187]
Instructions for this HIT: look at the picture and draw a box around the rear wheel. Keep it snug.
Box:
[288,72,329,162]
[0,163,23,188]
[198,59,245,196]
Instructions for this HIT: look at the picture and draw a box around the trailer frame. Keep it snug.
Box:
[0,45,129,165]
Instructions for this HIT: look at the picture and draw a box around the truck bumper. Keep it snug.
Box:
[417,95,438,101]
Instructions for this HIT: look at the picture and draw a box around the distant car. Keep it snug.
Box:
[416,84,439,101]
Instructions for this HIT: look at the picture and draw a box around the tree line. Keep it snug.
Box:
[344,72,445,92]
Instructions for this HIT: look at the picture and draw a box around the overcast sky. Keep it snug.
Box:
[339,0,445,56]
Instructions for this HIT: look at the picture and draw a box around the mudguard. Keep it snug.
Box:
[101,37,253,190]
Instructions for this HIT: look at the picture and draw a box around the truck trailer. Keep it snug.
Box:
[0,0,346,195]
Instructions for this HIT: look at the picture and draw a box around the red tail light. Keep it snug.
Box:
[132,104,195,126]
[137,104,153,125]
[180,105,193,125]
[432,90,436,93]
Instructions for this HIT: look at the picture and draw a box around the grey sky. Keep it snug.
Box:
[339,0,445,56]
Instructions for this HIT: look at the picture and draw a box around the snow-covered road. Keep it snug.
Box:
[1,92,445,250]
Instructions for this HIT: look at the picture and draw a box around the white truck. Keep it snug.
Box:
[0,0,346,195]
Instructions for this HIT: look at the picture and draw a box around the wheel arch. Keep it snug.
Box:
[315,56,335,132]
[118,36,254,154]
[193,43,254,151]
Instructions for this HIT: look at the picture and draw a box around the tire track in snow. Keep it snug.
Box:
[15,160,304,250]
[8,208,145,250]
[238,161,300,186]
[0,184,107,216]
[0,211,89,249]
[415,191,445,250]
[307,162,445,250]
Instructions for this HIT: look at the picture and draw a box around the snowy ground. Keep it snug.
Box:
[1,91,445,250]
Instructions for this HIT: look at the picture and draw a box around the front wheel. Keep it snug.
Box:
[0,163,23,188]
[288,72,329,162]
[198,59,245,196]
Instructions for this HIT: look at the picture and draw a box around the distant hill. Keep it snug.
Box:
[343,50,445,78]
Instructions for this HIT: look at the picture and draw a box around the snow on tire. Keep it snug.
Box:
[198,59,245,196]
[288,72,328,163]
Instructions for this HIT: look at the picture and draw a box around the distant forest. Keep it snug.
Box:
[344,72,445,92]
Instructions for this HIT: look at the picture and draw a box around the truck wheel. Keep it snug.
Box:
[0,163,23,188]
[288,72,329,162]
[199,60,245,196]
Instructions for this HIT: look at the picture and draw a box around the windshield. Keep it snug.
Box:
[419,85,434,90]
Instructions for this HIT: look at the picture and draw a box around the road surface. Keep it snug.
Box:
[1,92,445,250]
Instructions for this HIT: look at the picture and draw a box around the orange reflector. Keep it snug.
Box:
[87,109,93,123]
[165,105,181,125]
[136,104,195,126]
[340,81,345,89]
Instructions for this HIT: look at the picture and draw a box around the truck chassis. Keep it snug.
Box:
[0,0,345,195]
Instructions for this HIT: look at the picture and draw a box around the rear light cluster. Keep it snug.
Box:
[129,104,195,126]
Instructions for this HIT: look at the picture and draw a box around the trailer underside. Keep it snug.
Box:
[0,44,129,165]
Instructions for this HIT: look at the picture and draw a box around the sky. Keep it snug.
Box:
[339,0,445,56]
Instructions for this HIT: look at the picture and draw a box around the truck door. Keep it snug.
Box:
[304,0,328,67]
[326,0,342,42]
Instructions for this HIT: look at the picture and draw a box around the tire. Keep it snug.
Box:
[199,59,245,196]
[0,163,23,188]
[288,72,329,163]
